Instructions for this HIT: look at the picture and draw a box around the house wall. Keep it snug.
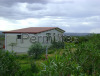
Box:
[5,29,64,53]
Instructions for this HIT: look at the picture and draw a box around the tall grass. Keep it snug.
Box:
[41,34,100,76]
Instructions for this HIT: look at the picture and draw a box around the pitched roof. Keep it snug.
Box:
[3,27,65,34]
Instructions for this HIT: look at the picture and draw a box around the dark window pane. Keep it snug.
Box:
[17,35,21,39]
[46,33,51,35]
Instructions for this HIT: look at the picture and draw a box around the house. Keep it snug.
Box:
[3,27,65,53]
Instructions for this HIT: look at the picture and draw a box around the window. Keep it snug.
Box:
[17,35,21,39]
[46,33,51,36]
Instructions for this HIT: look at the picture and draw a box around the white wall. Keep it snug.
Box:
[5,29,64,53]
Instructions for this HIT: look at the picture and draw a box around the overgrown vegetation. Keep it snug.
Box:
[0,34,5,40]
[0,50,20,76]
[28,42,46,59]
[41,34,100,76]
[50,41,64,49]
[0,34,100,76]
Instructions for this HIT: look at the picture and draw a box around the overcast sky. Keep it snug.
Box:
[0,0,100,33]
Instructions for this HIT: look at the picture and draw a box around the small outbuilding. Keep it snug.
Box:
[3,27,65,53]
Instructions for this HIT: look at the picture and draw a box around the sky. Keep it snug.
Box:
[0,0,100,33]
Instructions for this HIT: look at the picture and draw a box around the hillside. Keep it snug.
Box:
[0,32,96,36]
[64,33,92,36]
[0,31,4,40]
[0,31,3,35]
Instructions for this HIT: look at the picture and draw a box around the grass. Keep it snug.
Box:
[16,48,66,71]
[20,63,31,70]
[16,48,71,76]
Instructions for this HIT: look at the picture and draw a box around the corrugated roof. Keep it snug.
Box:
[3,27,65,34]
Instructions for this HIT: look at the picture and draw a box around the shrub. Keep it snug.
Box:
[0,50,20,76]
[74,42,100,75]
[28,43,46,59]
[65,39,100,75]
[76,36,89,44]
[16,68,33,76]
[50,41,64,49]
[31,62,39,73]
[41,54,83,76]
[16,62,39,76]
[16,54,28,60]
[41,55,46,60]
[48,49,55,54]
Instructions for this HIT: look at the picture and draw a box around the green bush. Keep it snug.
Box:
[76,36,89,44]
[16,54,28,60]
[41,54,83,76]
[40,55,46,60]
[28,43,46,59]
[0,35,5,40]
[74,42,100,75]
[16,68,33,76]
[48,50,54,54]
[0,50,20,76]
[16,62,39,76]
[31,62,39,73]
[65,35,100,75]
[50,41,64,49]
[16,56,40,76]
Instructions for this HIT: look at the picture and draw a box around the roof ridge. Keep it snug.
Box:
[3,27,61,34]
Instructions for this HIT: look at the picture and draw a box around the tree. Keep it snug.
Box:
[28,43,45,59]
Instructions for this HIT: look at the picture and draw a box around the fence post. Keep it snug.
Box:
[46,46,48,59]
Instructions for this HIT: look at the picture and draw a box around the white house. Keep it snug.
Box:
[3,27,65,53]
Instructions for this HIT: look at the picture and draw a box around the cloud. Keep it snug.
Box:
[0,0,100,33]
[0,0,49,7]
[0,16,100,33]
[90,28,100,33]
[0,0,100,19]
[26,3,46,11]
[0,17,39,31]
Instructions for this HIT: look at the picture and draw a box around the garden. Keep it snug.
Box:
[0,34,100,76]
